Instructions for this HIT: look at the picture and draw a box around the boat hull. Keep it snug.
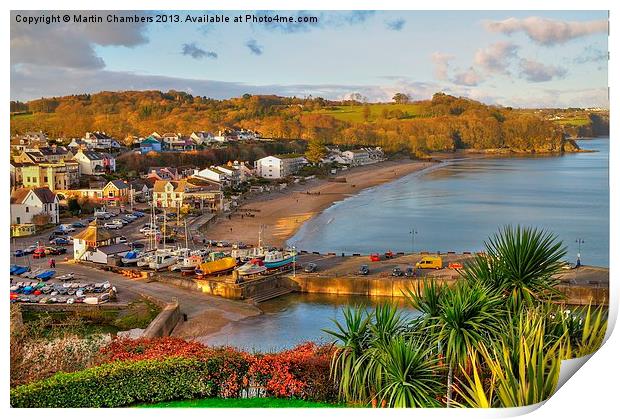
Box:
[196,257,236,276]
[263,256,295,269]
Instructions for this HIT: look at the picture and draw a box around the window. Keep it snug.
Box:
[44,176,48,183]
[16,217,20,224]
[26,177,31,182]
[25,207,29,213]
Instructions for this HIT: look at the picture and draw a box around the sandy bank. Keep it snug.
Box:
[205,159,436,248]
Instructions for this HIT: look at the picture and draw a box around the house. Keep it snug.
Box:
[72,220,130,263]
[10,131,48,153]
[229,161,255,182]
[194,166,231,187]
[101,180,129,205]
[140,136,162,153]
[129,179,152,202]
[10,187,59,225]
[254,154,308,179]
[190,131,215,145]
[38,146,73,163]
[343,149,373,166]
[161,133,195,151]
[147,166,180,181]
[73,150,106,175]
[82,131,121,150]
[214,165,242,186]
[14,150,47,165]
[100,152,117,172]
[20,160,80,191]
[152,180,188,209]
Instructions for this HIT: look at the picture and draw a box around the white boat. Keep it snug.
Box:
[172,254,203,273]
[121,251,142,265]
[235,258,268,276]
[149,249,177,270]
[83,297,99,305]
[57,273,75,281]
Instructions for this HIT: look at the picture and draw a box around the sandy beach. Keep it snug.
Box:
[205,159,436,248]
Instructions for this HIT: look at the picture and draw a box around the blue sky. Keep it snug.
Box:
[11,10,609,108]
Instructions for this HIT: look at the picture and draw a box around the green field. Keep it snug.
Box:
[311,103,426,122]
[553,117,591,127]
[138,397,346,408]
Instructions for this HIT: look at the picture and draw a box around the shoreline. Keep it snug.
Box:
[205,159,437,248]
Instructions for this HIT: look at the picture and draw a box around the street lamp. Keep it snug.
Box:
[292,245,297,278]
[575,238,585,267]
[409,228,418,254]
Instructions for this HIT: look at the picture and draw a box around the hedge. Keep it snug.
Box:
[10,357,220,408]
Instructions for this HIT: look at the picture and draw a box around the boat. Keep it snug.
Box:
[263,250,297,269]
[149,249,177,271]
[56,273,75,281]
[173,254,203,273]
[235,258,267,276]
[35,270,55,281]
[195,252,237,276]
[121,250,141,265]
[11,265,29,276]
[23,268,43,279]
[83,297,99,305]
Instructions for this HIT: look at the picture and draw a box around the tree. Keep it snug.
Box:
[305,137,327,164]
[362,105,371,121]
[392,93,410,104]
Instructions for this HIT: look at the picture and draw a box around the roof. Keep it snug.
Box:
[272,153,306,159]
[141,137,160,144]
[97,243,131,255]
[78,150,104,160]
[106,180,129,190]
[10,187,57,204]
[38,146,69,156]
[72,220,115,242]
[153,180,187,193]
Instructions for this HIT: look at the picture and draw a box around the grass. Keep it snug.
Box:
[553,117,590,127]
[138,397,346,408]
[310,103,426,123]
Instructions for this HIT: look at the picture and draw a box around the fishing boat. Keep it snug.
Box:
[121,250,141,265]
[263,249,297,269]
[149,249,177,271]
[172,254,203,273]
[235,258,267,276]
[11,265,29,276]
[195,252,236,276]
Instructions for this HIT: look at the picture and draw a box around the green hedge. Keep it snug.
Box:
[10,357,220,408]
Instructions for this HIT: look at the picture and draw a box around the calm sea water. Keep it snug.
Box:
[202,293,419,352]
[289,138,609,267]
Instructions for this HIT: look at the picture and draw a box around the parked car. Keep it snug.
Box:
[415,256,443,270]
[391,267,404,277]
[112,218,128,225]
[123,214,137,221]
[370,253,381,262]
[118,236,128,243]
[104,222,122,230]
[32,248,46,259]
[72,221,87,228]
[358,264,370,275]
[216,241,231,248]
[49,237,71,246]
[49,230,68,240]
[405,266,415,277]
[23,245,37,255]
[13,249,25,257]
[385,251,394,259]
[133,211,145,217]
[59,224,75,232]
[46,246,67,255]
[140,225,158,233]
[129,242,145,249]
[303,262,318,273]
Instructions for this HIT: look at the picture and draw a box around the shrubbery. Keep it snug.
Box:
[11,338,337,407]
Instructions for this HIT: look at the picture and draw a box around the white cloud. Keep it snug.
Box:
[11,10,149,69]
[519,59,567,82]
[452,68,483,86]
[484,16,607,46]
[474,42,519,74]
[430,52,454,81]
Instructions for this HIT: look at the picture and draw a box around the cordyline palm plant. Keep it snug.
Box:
[460,225,567,311]
[570,304,608,358]
[456,308,569,407]
[406,280,505,407]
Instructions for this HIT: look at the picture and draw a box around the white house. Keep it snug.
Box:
[231,161,255,182]
[343,149,373,166]
[190,131,215,145]
[72,220,130,263]
[73,150,106,175]
[82,131,121,150]
[10,187,59,225]
[194,166,231,186]
[254,154,307,179]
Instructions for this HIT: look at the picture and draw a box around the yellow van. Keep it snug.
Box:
[415,256,443,270]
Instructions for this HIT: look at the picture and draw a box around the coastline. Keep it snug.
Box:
[205,159,437,248]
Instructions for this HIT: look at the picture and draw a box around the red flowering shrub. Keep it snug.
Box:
[94,338,338,402]
[248,342,337,401]
[96,337,209,363]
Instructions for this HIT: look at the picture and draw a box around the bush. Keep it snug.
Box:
[10,357,219,408]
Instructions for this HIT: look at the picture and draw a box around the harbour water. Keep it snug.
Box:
[289,138,609,267]
[203,293,420,352]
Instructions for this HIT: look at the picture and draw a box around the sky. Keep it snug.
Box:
[10,10,609,108]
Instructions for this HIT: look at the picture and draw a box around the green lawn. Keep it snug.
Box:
[311,103,425,122]
[553,117,591,127]
[138,398,346,408]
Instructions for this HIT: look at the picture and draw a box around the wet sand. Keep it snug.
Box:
[205,160,436,248]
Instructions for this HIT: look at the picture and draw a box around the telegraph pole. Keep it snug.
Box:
[575,238,585,267]
[410,228,418,254]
